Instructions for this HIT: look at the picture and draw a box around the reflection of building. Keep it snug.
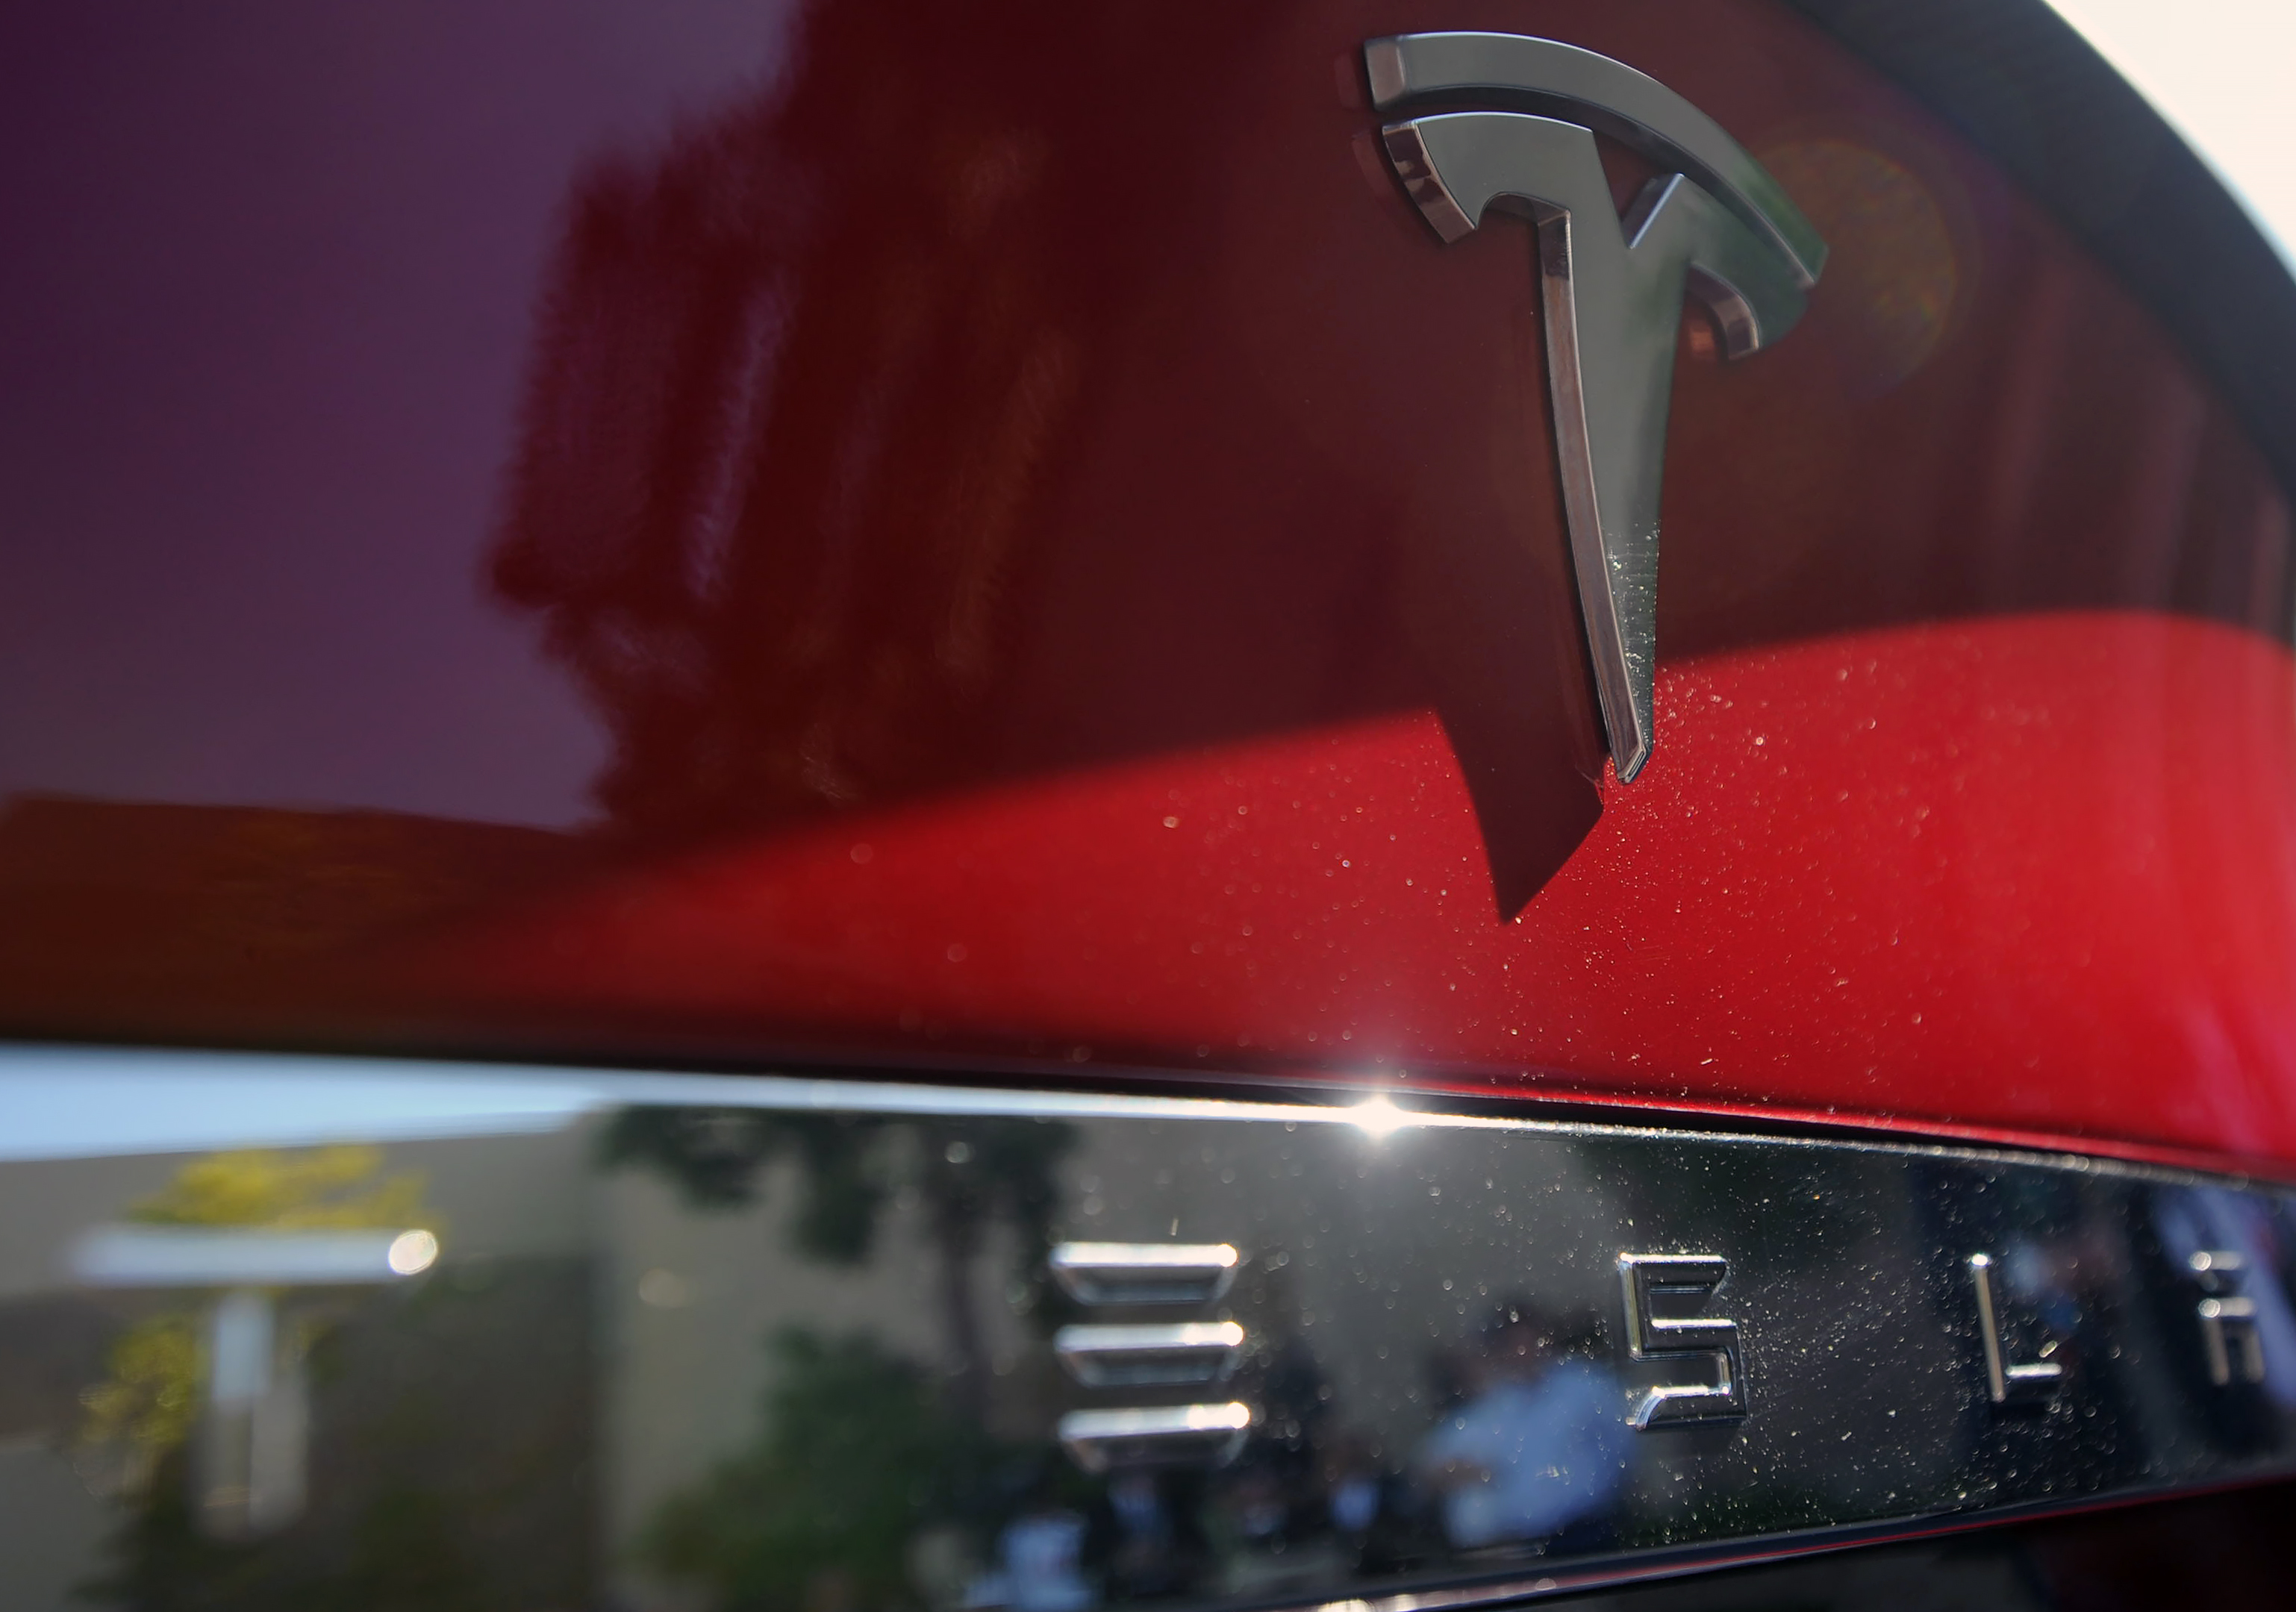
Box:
[0,1091,1090,1611]
[69,1225,439,1538]
[0,1117,595,1611]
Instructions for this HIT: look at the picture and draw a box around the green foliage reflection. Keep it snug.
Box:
[643,1328,1002,1612]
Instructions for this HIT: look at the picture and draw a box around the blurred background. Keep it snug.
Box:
[2049,0,2296,270]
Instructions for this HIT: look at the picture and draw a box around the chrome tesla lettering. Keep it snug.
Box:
[2191,1249,2268,1386]
[1968,1252,2066,1406]
[1047,1240,1239,1305]
[1366,33,1825,781]
[1052,1320,1246,1387]
[1052,1240,1254,1469]
[1618,1253,1746,1426]
[1056,1402,1253,1474]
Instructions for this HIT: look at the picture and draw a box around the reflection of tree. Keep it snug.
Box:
[487,0,1430,860]
[642,1328,999,1612]
[82,1451,490,1612]
[607,1110,1080,1612]
[490,0,1107,843]
[602,1109,1074,1412]
[485,0,1606,907]
[81,1259,593,1611]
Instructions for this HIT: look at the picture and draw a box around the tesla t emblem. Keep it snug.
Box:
[1367,33,1826,781]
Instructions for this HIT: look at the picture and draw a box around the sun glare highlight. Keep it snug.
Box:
[387,1228,440,1275]
[1350,1096,1409,1138]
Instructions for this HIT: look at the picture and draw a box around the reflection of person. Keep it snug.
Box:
[1094,1469,1201,1601]
[994,1505,1094,1612]
[1322,1434,1384,1538]
[1414,1300,1628,1552]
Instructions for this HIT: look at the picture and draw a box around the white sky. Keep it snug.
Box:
[2047,0,2296,272]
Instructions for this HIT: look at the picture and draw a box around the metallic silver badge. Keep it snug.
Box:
[1367,33,1826,781]
[1618,1252,1747,1426]
[1967,1251,2068,1407]
[1052,1241,1255,1469]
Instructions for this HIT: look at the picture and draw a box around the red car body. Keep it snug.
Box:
[10,0,2296,1167]
[7,0,2296,1602]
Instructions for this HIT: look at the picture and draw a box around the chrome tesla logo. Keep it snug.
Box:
[1368,34,1826,781]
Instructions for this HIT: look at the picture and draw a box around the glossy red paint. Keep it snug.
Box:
[7,0,2296,1174]
[420,610,2296,1165]
[478,0,2291,915]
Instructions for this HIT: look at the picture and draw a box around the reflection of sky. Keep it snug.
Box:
[0,1,793,827]
[1417,1360,1628,1549]
[0,1045,1510,1163]
[2048,1,2296,276]
[0,1046,599,1160]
